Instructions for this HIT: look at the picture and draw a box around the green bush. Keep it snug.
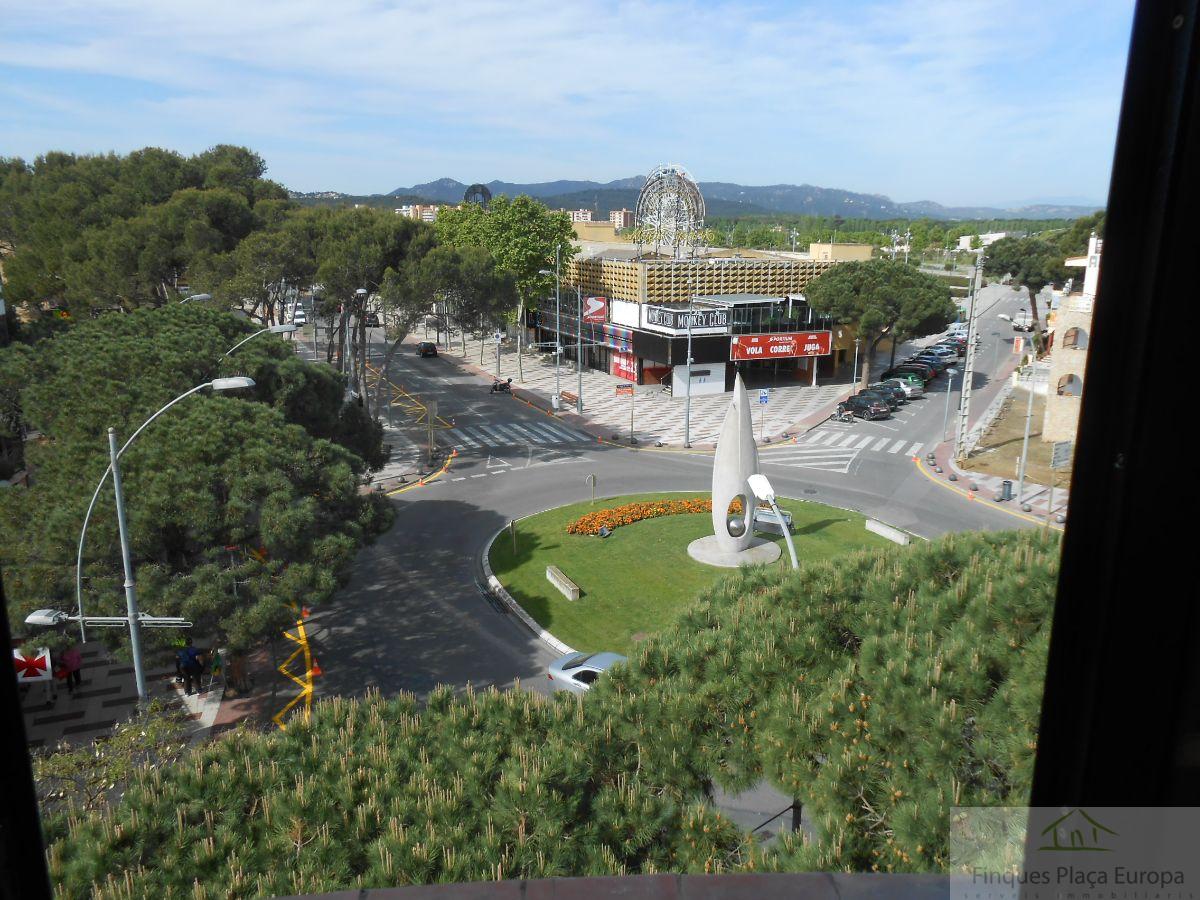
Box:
[44,529,1058,894]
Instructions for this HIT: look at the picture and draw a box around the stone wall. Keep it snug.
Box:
[1042,299,1094,443]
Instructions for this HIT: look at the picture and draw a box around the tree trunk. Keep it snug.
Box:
[372,330,411,421]
[515,297,524,382]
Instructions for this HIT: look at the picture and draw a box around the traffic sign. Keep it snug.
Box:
[758,389,770,405]
[614,384,634,398]
[1051,441,1073,469]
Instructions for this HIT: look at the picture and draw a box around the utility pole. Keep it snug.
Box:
[1015,364,1037,503]
[576,284,583,415]
[107,428,148,704]
[953,253,985,460]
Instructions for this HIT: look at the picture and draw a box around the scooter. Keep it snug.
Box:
[489,378,513,394]
[830,405,855,424]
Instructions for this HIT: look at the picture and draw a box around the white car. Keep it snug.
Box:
[547,651,627,695]
[292,309,308,325]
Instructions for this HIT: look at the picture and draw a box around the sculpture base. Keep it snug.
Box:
[687,535,782,568]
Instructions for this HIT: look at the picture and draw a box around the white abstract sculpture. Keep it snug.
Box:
[711,374,760,552]
[687,373,781,567]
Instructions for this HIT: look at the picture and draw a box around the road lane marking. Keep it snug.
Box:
[907,442,924,457]
[871,437,890,451]
[854,436,874,449]
[888,439,908,453]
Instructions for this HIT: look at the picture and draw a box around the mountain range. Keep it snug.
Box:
[288,178,1102,221]
[384,177,1102,221]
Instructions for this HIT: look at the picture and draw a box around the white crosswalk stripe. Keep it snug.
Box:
[888,439,908,454]
[907,442,924,457]
[447,421,591,450]
[764,447,860,474]
[871,437,891,451]
[854,436,874,449]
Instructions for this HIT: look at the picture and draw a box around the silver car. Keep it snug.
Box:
[882,377,923,399]
[547,651,627,695]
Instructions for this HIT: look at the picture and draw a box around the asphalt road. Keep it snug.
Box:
[310,284,1035,702]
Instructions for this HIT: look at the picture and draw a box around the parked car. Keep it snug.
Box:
[292,309,308,325]
[923,345,958,359]
[869,382,908,405]
[416,341,438,357]
[845,394,891,420]
[883,365,934,383]
[857,389,898,411]
[946,323,969,337]
[547,651,628,694]
[882,371,927,389]
[753,504,793,535]
[363,312,380,328]
[906,354,947,372]
[882,377,923,399]
[935,339,966,356]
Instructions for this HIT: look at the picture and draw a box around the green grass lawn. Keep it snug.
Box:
[488,492,895,654]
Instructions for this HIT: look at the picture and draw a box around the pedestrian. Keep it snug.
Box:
[178,637,204,696]
[61,645,83,695]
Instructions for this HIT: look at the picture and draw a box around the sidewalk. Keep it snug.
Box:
[926,441,1069,523]
[20,642,223,749]
[433,332,851,449]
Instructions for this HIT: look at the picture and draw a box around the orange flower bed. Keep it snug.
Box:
[566,497,742,535]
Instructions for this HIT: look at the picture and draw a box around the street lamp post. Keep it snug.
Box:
[852,337,861,390]
[942,367,958,440]
[221,323,297,358]
[748,474,798,571]
[178,293,212,304]
[576,284,583,415]
[684,292,695,448]
[539,255,563,410]
[74,377,257,646]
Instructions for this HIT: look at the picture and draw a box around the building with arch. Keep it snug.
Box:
[1044,233,1101,441]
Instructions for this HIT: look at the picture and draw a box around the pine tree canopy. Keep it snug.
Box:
[42,528,1059,895]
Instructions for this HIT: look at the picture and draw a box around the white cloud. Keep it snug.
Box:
[0,0,1132,203]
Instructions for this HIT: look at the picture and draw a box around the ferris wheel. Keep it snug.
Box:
[634,164,706,258]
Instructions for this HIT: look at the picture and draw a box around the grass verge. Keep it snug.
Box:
[488,492,893,654]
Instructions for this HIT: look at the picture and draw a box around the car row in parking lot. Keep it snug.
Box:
[841,328,966,420]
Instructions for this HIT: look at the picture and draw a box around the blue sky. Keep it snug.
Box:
[0,0,1134,207]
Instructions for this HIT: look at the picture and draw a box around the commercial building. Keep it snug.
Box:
[956,231,1027,250]
[569,209,593,222]
[807,242,874,262]
[532,253,862,393]
[1043,233,1101,442]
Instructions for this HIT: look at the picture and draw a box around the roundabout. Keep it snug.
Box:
[486,492,893,655]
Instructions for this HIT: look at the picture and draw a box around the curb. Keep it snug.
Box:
[481,527,576,656]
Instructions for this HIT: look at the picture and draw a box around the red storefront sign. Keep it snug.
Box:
[611,350,637,381]
[583,296,608,324]
[730,331,832,360]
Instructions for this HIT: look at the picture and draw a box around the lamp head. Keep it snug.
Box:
[269,324,298,334]
[211,376,256,392]
[26,609,69,627]
[747,474,775,503]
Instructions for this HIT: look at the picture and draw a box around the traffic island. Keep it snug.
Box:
[486,492,893,655]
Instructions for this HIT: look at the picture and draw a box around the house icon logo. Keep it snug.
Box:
[1038,809,1118,852]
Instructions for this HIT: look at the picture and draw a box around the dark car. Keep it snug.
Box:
[416,341,438,357]
[884,364,935,383]
[906,354,947,372]
[868,382,907,405]
[845,394,891,420]
[363,312,380,328]
[857,389,898,411]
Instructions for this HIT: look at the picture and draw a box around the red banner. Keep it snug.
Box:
[730,331,832,360]
[583,296,607,324]
[611,350,637,381]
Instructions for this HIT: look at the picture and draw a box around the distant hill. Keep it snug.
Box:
[386,177,1102,221]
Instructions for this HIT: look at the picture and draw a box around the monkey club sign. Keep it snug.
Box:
[730,332,832,360]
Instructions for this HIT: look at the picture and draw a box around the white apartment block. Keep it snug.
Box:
[570,209,593,223]
[396,204,440,223]
[609,208,634,229]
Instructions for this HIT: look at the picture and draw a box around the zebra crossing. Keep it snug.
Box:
[761,427,926,474]
[445,420,593,451]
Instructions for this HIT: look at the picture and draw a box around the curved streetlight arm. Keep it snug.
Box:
[74,381,214,641]
[221,327,274,358]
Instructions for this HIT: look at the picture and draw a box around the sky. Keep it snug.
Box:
[0,0,1135,208]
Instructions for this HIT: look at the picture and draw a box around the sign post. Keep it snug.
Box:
[616,383,635,442]
[1046,441,1073,529]
[758,389,769,441]
[427,399,438,464]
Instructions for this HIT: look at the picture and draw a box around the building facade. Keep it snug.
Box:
[807,242,874,262]
[569,209,593,222]
[609,208,634,229]
[1043,234,1101,442]
[396,204,440,223]
[531,255,854,393]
